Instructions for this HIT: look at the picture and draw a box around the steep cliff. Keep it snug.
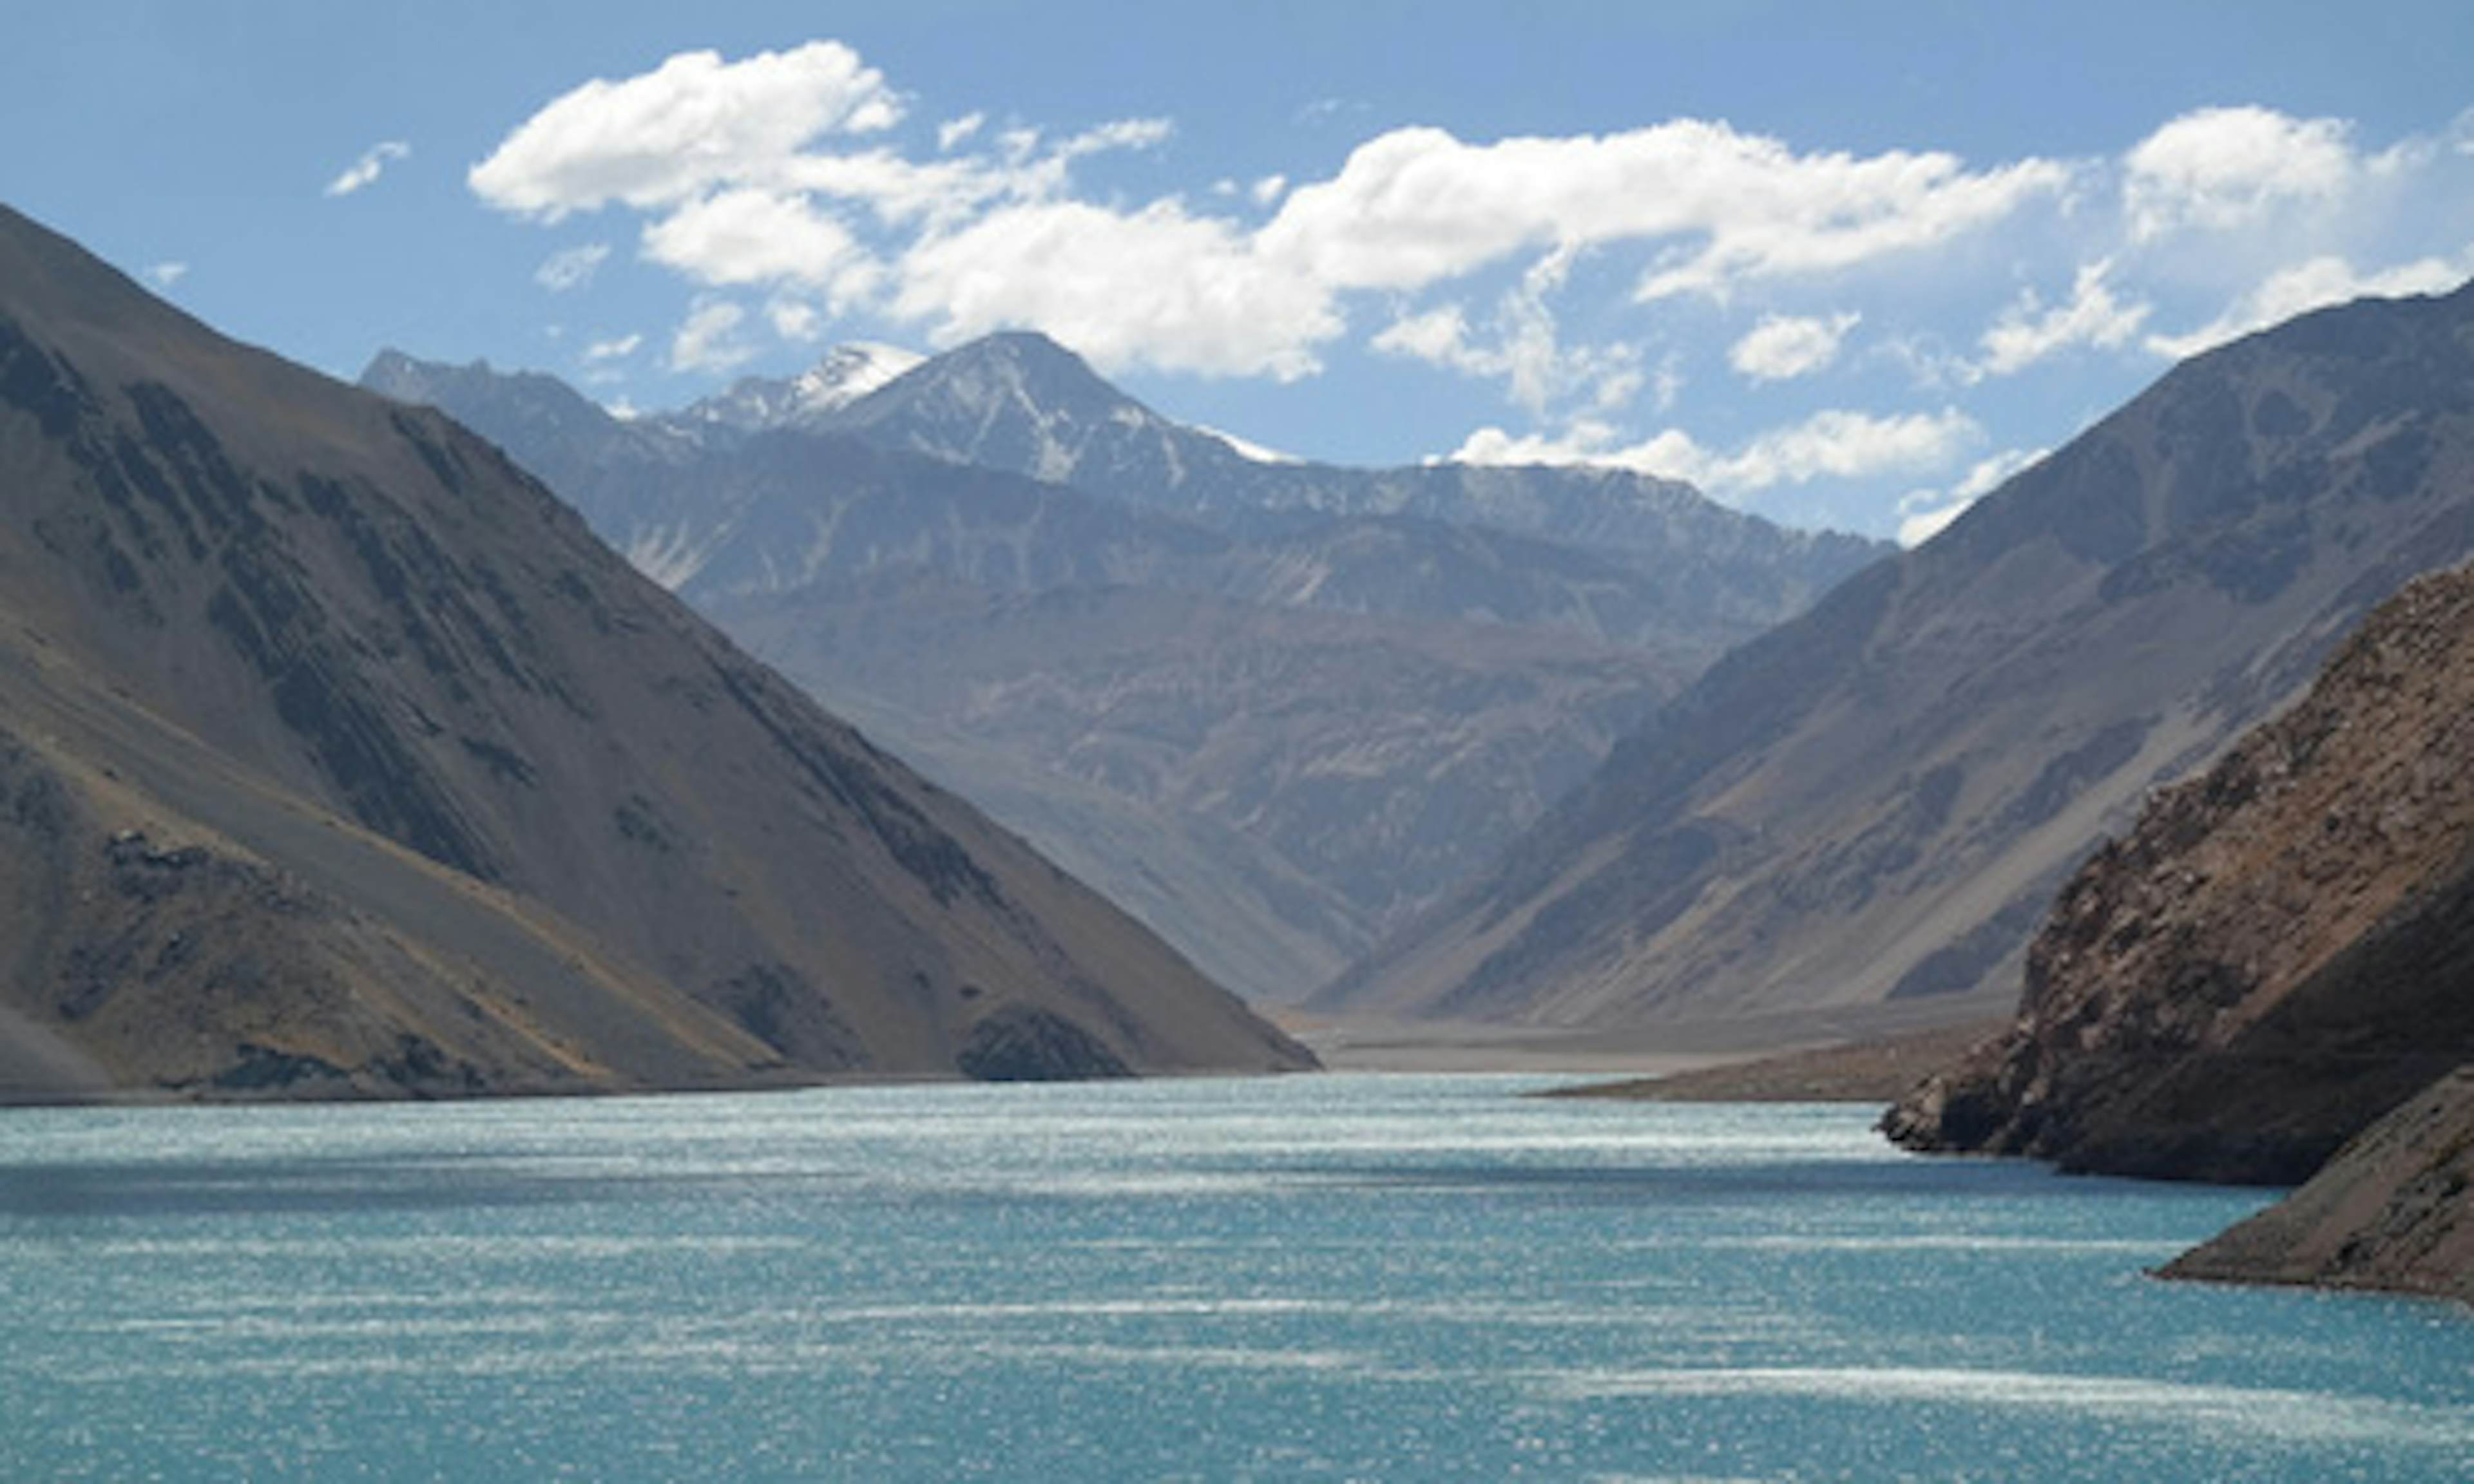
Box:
[1885,566,2474,1185]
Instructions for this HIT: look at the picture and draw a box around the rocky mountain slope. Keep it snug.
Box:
[1883,564,2474,1184]
[0,203,1310,1100]
[365,343,1876,1001]
[2161,1065,2474,1305]
[1324,278,2474,1034]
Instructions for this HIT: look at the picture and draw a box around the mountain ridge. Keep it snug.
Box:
[1321,276,2474,1032]
[0,201,1311,1098]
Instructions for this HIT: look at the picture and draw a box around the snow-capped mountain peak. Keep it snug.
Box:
[681,342,926,432]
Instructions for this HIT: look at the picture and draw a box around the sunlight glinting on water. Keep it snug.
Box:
[4,1074,2468,1480]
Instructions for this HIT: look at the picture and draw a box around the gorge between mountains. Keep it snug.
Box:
[4,198,2474,1309]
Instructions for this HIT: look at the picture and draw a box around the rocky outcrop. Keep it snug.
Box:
[2161,1065,2474,1304]
[1884,565,2474,1184]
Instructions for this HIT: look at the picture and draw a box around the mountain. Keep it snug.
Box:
[2160,1065,2474,1305]
[0,203,1310,1100]
[364,343,1877,1002]
[816,330,1882,611]
[679,342,924,432]
[1323,278,2474,1033]
[1883,564,2474,1183]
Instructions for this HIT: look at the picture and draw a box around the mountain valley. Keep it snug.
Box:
[367,335,1884,1001]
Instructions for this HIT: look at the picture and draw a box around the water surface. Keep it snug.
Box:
[3,1074,2468,1479]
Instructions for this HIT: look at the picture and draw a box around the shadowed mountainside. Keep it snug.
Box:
[0,203,1310,1099]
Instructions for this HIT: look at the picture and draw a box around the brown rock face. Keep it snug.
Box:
[1884,566,2474,1184]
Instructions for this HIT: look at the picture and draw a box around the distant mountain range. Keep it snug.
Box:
[0,202,1309,1101]
[365,334,1885,1001]
[1322,276,2474,1033]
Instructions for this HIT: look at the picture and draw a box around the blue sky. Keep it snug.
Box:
[8,1,2473,540]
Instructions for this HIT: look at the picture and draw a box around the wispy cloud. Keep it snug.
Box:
[1973,261,2148,378]
[1729,312,1860,383]
[325,140,410,198]
[143,261,189,288]
[669,298,755,374]
[534,242,611,292]
[1453,405,1982,504]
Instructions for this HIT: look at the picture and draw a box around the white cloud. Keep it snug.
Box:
[640,186,875,303]
[533,242,611,292]
[2145,251,2470,359]
[468,43,900,220]
[1974,260,2149,377]
[1452,404,1981,500]
[2123,106,2359,242]
[1728,311,1859,382]
[581,332,641,363]
[1258,122,2067,303]
[1056,117,1173,160]
[1895,446,2046,547]
[893,198,1338,379]
[937,112,985,152]
[669,298,756,373]
[1372,304,1476,365]
[325,140,410,198]
[1251,173,1288,206]
[767,296,823,341]
[143,261,188,288]
[1372,250,1644,416]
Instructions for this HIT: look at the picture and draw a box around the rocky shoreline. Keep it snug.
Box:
[1886,566,2474,1301]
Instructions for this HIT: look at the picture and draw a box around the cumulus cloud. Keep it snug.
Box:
[2122,106,2361,242]
[468,43,899,220]
[894,198,1338,378]
[533,242,611,292]
[1728,311,1859,381]
[143,261,188,288]
[640,186,877,307]
[2145,251,2470,359]
[670,298,756,373]
[325,140,410,198]
[1895,446,2047,547]
[1251,173,1288,206]
[1974,260,2149,377]
[1258,122,2066,303]
[1452,404,1981,501]
[581,332,641,363]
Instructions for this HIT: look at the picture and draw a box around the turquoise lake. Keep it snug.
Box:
[3,1074,2469,1480]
